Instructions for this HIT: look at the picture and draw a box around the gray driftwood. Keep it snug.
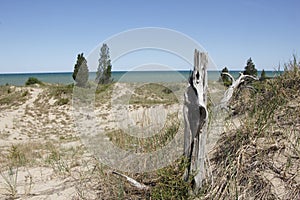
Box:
[219,72,258,110]
[112,171,149,190]
[183,49,208,194]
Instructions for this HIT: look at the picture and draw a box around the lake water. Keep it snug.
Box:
[0,71,280,86]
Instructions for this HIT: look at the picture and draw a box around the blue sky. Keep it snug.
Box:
[0,0,299,73]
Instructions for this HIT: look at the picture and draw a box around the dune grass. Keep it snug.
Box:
[1,61,299,199]
[197,57,300,199]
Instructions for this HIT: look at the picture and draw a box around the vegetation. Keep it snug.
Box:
[260,68,267,80]
[25,77,43,85]
[243,57,258,76]
[107,114,179,153]
[95,43,112,84]
[72,53,89,87]
[198,57,300,199]
[0,86,29,108]
[1,55,299,199]
[129,83,180,105]
[220,67,232,87]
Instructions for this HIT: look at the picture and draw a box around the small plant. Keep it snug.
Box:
[56,98,69,105]
[0,167,19,198]
[151,157,191,199]
[25,77,43,85]
[22,90,29,97]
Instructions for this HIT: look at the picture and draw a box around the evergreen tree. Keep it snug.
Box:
[220,67,232,87]
[72,53,89,87]
[96,44,112,84]
[243,57,258,76]
[260,69,267,81]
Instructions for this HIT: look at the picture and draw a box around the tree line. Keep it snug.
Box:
[220,57,268,87]
[72,43,112,87]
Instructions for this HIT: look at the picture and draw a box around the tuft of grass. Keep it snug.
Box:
[47,84,73,106]
[151,157,191,200]
[0,86,28,108]
[0,166,19,198]
[56,97,69,105]
[106,113,179,153]
[129,83,180,105]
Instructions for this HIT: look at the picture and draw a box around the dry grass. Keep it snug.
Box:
[1,62,299,199]
[0,86,29,109]
[199,58,300,199]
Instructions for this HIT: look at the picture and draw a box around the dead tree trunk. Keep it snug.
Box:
[219,72,258,110]
[183,49,208,194]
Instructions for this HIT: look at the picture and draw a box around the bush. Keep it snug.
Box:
[25,77,42,85]
[56,98,69,105]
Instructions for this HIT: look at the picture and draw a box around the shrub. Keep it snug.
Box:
[25,77,43,85]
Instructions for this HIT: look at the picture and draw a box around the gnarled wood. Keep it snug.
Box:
[183,49,208,194]
[219,72,258,109]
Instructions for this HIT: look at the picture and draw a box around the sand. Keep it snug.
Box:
[0,84,185,199]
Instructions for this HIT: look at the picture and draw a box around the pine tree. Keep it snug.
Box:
[72,53,89,87]
[220,67,232,87]
[244,58,258,76]
[95,44,112,84]
[260,69,267,81]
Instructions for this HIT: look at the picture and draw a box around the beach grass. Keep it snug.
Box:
[0,61,299,199]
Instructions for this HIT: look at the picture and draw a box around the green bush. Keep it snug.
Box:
[25,77,43,85]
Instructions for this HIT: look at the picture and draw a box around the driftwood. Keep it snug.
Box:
[219,72,258,110]
[112,171,150,190]
[183,49,208,193]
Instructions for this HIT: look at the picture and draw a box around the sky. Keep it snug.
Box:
[0,0,299,73]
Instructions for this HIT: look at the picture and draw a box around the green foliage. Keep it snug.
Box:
[25,77,42,85]
[95,44,112,84]
[260,69,267,81]
[220,67,232,87]
[243,57,258,76]
[151,157,191,200]
[72,53,89,87]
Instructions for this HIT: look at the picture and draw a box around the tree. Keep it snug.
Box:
[73,53,89,87]
[243,57,258,76]
[260,69,267,81]
[220,67,232,87]
[95,43,112,84]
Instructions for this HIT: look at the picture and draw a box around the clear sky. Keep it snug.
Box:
[0,0,299,73]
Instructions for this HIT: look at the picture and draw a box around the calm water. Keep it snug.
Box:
[0,71,280,86]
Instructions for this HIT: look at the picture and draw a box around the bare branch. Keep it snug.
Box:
[221,72,235,82]
[112,171,149,190]
[219,72,258,109]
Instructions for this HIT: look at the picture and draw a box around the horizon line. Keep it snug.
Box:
[0,69,277,75]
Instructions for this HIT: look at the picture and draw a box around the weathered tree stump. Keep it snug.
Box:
[183,49,208,194]
[219,72,258,110]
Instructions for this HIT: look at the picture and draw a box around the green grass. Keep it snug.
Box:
[129,83,180,105]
